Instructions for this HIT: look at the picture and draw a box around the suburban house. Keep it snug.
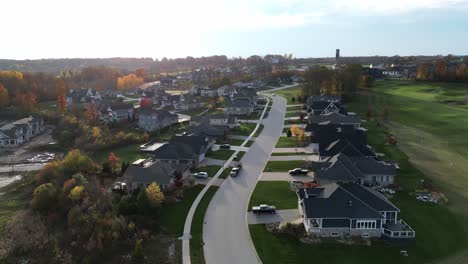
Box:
[153,90,176,108]
[224,98,255,116]
[297,183,415,239]
[192,113,238,128]
[233,89,258,104]
[187,123,229,140]
[306,112,362,130]
[189,86,200,95]
[320,138,377,159]
[138,108,178,131]
[217,85,236,97]
[67,88,101,106]
[113,159,189,193]
[99,103,134,123]
[306,95,345,116]
[175,94,204,110]
[160,76,178,87]
[200,86,218,97]
[308,124,368,153]
[309,153,397,186]
[152,135,215,167]
[0,116,45,147]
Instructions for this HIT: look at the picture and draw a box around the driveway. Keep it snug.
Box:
[260,172,314,181]
[203,96,286,264]
[212,144,249,152]
[269,155,318,161]
[195,177,224,187]
[227,135,255,141]
[247,209,301,224]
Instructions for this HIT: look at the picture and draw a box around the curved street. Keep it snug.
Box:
[203,95,286,264]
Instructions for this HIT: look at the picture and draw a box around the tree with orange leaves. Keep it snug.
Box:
[0,83,9,108]
[117,74,144,91]
[57,94,66,113]
[83,103,99,124]
[108,152,121,175]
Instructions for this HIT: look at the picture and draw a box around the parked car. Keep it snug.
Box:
[272,93,276,96]
[252,204,276,214]
[230,167,241,177]
[288,168,308,175]
[193,172,208,179]
[220,144,231,149]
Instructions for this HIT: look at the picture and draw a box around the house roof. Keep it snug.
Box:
[227,98,252,108]
[321,138,376,158]
[118,161,177,186]
[139,108,178,119]
[152,135,211,160]
[307,112,362,126]
[0,116,41,139]
[187,123,227,137]
[298,182,398,219]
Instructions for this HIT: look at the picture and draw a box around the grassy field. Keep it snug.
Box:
[92,142,149,163]
[272,85,303,104]
[248,181,297,210]
[160,185,205,235]
[206,150,235,160]
[264,160,308,172]
[0,174,34,238]
[190,186,218,264]
[275,137,308,148]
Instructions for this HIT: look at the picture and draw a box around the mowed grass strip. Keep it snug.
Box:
[264,160,308,172]
[190,186,218,264]
[206,150,235,160]
[248,181,298,210]
[273,85,303,104]
[191,166,222,177]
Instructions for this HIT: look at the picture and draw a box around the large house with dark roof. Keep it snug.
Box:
[99,102,134,123]
[174,94,204,110]
[306,95,344,116]
[152,135,215,167]
[306,112,362,130]
[224,98,255,116]
[138,108,178,131]
[114,160,189,193]
[67,88,101,106]
[308,124,368,154]
[320,138,376,158]
[0,117,45,147]
[310,153,397,186]
[297,183,415,239]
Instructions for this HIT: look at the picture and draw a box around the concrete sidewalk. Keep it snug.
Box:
[212,144,249,152]
[227,135,255,141]
[247,209,301,224]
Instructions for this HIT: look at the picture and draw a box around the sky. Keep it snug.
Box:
[1,0,468,60]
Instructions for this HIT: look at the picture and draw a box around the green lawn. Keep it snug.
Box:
[264,160,308,172]
[272,85,303,104]
[285,112,303,117]
[0,174,34,238]
[275,137,308,148]
[286,105,304,111]
[282,127,291,133]
[190,186,218,264]
[254,124,264,137]
[223,139,254,147]
[284,119,306,125]
[230,123,257,136]
[206,150,235,160]
[218,167,232,179]
[248,181,297,210]
[160,185,205,235]
[92,142,149,163]
[191,166,222,178]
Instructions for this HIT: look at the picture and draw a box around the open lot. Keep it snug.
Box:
[272,85,303,104]
[248,181,298,210]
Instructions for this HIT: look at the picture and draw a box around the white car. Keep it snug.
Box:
[193,172,209,179]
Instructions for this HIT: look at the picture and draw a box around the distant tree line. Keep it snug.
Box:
[416,57,468,83]
[301,65,363,101]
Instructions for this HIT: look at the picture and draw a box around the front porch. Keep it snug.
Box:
[382,219,415,238]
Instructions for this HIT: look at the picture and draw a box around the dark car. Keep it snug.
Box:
[252,204,276,214]
[288,168,308,175]
[220,144,231,149]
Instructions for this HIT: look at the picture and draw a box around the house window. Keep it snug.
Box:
[331,232,338,237]
[356,220,376,229]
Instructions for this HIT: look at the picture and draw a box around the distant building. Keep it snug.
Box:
[0,116,45,147]
[138,108,178,131]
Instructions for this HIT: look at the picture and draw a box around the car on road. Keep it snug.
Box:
[252,204,276,214]
[219,144,231,149]
[193,172,208,179]
[272,93,276,96]
[230,167,241,177]
[288,168,308,175]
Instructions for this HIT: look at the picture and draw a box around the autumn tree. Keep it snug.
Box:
[108,152,121,175]
[69,186,85,202]
[416,63,429,80]
[146,182,165,208]
[31,183,58,212]
[286,129,292,137]
[140,98,152,108]
[0,83,9,108]
[434,59,447,81]
[135,68,145,79]
[117,74,144,91]
[23,91,37,111]
[83,103,99,124]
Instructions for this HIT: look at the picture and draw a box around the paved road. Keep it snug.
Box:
[261,83,300,92]
[247,209,301,224]
[0,163,45,173]
[203,96,286,264]
[260,172,314,181]
[195,177,225,187]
